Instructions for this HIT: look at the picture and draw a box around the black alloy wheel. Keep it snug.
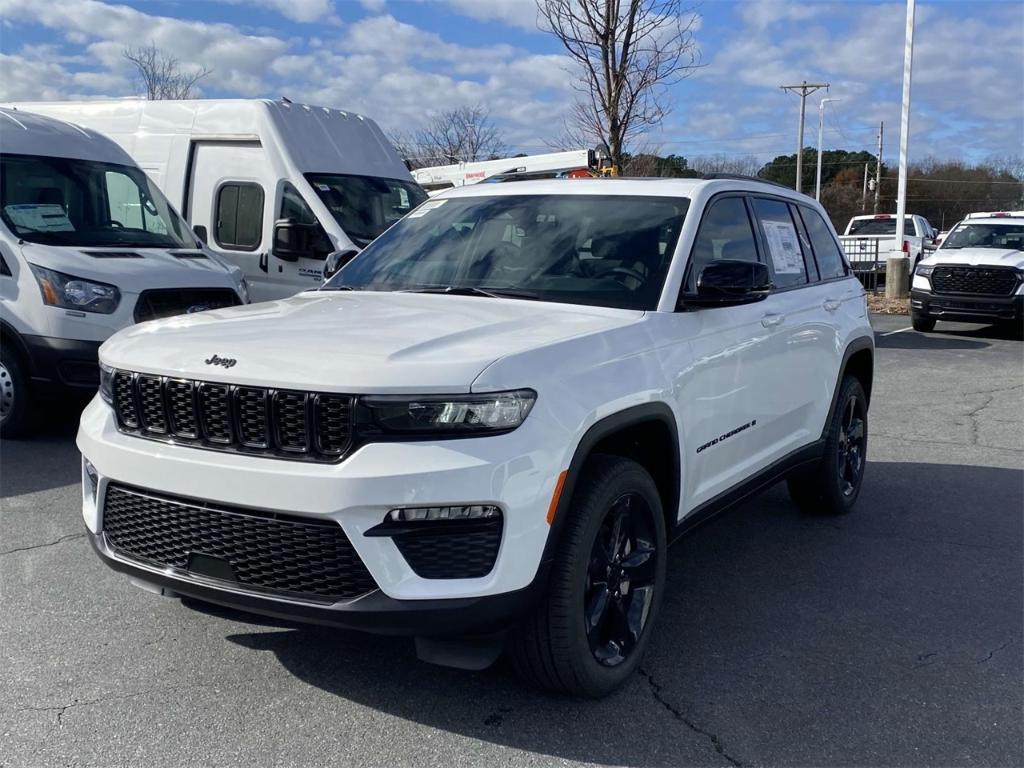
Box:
[585,492,658,667]
[836,393,866,498]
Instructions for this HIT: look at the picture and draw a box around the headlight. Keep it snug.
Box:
[30,265,120,314]
[99,363,114,405]
[359,390,536,435]
[916,264,935,277]
[237,278,250,304]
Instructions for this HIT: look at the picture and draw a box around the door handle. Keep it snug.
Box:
[761,313,784,328]
[823,299,842,312]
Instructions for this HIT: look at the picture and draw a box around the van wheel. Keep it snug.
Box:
[788,376,868,516]
[911,312,936,332]
[0,349,30,438]
[509,454,666,697]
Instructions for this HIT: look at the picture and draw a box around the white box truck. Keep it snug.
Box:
[6,99,428,301]
[0,107,247,436]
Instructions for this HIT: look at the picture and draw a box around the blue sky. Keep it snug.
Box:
[1,0,1021,165]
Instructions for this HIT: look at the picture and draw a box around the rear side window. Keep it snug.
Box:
[685,196,760,292]
[215,182,264,251]
[799,206,848,280]
[750,197,809,288]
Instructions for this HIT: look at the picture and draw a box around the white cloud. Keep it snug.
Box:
[222,0,335,24]
[441,0,541,32]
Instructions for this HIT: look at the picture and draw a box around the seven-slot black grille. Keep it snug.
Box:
[102,484,377,602]
[112,371,353,462]
[930,266,1019,296]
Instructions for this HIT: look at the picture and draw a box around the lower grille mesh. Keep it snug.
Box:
[392,520,503,579]
[102,485,378,602]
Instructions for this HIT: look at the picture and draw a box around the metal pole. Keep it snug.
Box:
[780,81,829,193]
[862,162,869,212]
[874,121,883,214]
[816,98,840,201]
[889,0,915,299]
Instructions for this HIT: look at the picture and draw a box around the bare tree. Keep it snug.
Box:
[688,153,761,177]
[412,105,507,166]
[538,0,700,172]
[123,44,211,100]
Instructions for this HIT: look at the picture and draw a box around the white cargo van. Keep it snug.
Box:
[7,99,429,301]
[0,108,247,435]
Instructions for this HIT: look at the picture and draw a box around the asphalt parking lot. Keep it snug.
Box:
[2,314,1021,768]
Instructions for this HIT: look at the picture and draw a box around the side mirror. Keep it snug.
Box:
[323,248,360,281]
[684,260,772,308]
[192,224,208,244]
[272,219,315,262]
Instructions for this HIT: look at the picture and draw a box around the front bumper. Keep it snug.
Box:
[910,289,1023,324]
[78,395,568,634]
[23,334,102,388]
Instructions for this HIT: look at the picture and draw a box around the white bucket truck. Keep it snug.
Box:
[7,99,428,301]
[0,108,247,435]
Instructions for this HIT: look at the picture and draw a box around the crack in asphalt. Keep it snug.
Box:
[976,638,1015,665]
[14,686,193,729]
[639,668,744,767]
[872,431,1023,453]
[0,532,86,557]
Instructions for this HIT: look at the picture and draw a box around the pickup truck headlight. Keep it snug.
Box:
[30,265,120,314]
[98,363,114,405]
[359,390,536,435]
[915,264,935,277]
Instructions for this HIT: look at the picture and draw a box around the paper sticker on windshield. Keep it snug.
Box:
[762,219,803,274]
[316,183,331,192]
[407,199,447,218]
[398,188,410,208]
[4,203,76,232]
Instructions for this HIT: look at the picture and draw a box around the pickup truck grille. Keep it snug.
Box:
[102,484,377,603]
[930,266,1019,296]
[112,370,353,462]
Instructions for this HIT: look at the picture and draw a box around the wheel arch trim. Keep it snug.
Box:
[823,334,874,441]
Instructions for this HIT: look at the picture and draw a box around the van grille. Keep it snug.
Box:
[112,371,353,462]
[102,484,377,603]
[134,288,241,323]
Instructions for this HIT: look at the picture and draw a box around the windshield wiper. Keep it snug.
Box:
[320,284,356,291]
[398,285,540,300]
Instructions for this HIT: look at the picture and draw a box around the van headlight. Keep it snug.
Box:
[30,265,120,314]
[237,277,250,304]
[359,390,536,435]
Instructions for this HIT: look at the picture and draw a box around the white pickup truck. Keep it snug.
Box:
[839,214,937,276]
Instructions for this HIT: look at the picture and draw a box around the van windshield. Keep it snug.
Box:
[324,194,689,311]
[0,153,194,249]
[306,173,428,247]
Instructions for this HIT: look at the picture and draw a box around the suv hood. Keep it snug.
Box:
[19,243,241,289]
[100,290,643,392]
[924,247,1024,269]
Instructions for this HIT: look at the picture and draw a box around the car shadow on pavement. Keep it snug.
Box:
[0,394,88,497]
[219,461,1023,768]
[874,332,991,351]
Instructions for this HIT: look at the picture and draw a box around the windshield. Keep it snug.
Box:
[940,222,1024,250]
[847,217,916,236]
[325,194,689,311]
[0,153,194,248]
[305,173,428,247]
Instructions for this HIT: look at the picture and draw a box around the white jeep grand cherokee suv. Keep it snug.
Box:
[78,176,874,697]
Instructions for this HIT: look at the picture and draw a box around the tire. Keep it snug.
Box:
[0,347,30,438]
[509,454,667,697]
[911,312,936,333]
[787,376,868,516]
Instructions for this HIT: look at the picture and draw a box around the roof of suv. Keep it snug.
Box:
[435,176,815,202]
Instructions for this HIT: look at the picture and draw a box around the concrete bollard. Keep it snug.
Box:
[885,257,909,299]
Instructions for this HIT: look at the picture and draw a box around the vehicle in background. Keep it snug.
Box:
[412,149,600,195]
[6,99,428,301]
[79,175,873,697]
[0,108,247,436]
[838,213,937,279]
[911,212,1024,332]
[934,230,950,247]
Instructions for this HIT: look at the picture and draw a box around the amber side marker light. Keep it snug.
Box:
[546,470,568,525]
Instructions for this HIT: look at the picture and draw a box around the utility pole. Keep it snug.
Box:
[815,97,840,201]
[862,162,869,212]
[874,121,884,213]
[889,0,916,300]
[780,81,829,193]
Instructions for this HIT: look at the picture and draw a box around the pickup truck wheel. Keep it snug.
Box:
[911,312,936,332]
[509,454,666,697]
[787,376,868,516]
[0,350,30,438]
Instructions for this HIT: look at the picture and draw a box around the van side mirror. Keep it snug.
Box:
[683,260,773,308]
[323,248,360,281]
[272,219,315,262]
[193,224,208,245]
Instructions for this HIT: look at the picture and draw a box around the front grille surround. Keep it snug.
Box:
[112,371,353,463]
[101,484,377,603]
[930,265,1020,296]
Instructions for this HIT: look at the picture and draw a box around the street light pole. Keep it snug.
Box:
[780,81,829,193]
[815,97,840,201]
[888,0,916,299]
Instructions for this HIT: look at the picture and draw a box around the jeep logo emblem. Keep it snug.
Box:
[204,354,236,368]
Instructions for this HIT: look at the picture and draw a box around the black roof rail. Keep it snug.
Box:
[701,173,794,191]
